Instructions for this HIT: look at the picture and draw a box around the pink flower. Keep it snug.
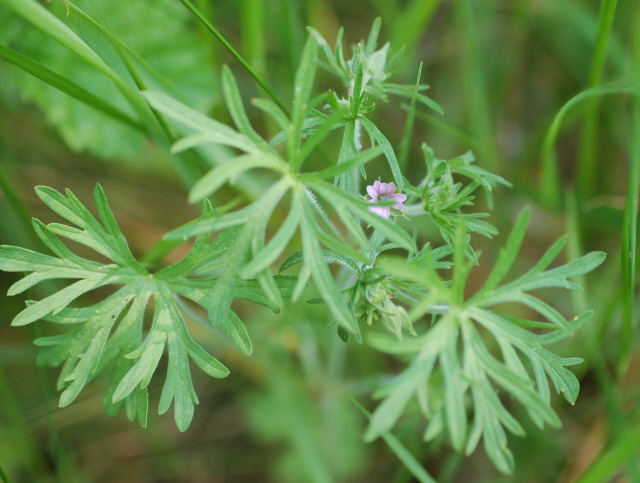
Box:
[366,181,407,219]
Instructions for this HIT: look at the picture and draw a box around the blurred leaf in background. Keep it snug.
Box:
[1,0,217,158]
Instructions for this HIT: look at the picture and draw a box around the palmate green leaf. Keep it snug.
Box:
[478,208,530,294]
[298,107,348,162]
[0,185,287,430]
[142,88,256,153]
[252,97,290,133]
[206,219,257,327]
[469,307,588,405]
[307,27,349,86]
[297,188,360,336]
[221,65,269,150]
[301,145,384,181]
[468,210,606,311]
[290,34,318,172]
[383,84,444,115]
[243,200,303,277]
[165,202,258,239]
[364,356,433,441]
[335,121,359,193]
[34,185,141,272]
[166,179,291,240]
[441,332,467,451]
[279,249,360,274]
[305,178,416,253]
[465,375,516,474]
[366,207,605,474]
[358,116,404,190]
[189,153,283,203]
[167,279,255,354]
[467,326,561,430]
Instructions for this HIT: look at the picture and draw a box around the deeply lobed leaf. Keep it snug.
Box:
[0,185,289,430]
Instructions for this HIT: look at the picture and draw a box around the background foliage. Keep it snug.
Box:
[0,0,638,482]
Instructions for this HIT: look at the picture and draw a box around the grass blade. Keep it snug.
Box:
[0,45,142,131]
[576,0,619,199]
[574,420,640,483]
[178,0,288,114]
[540,82,630,208]
[618,7,640,376]
[390,0,441,55]
[298,189,359,336]
[348,395,437,483]
[5,0,113,78]
[290,34,319,172]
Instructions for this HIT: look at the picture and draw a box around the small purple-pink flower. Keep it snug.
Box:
[366,181,407,219]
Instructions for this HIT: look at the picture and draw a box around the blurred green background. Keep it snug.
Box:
[0,0,638,481]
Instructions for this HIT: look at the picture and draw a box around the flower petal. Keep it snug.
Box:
[390,193,407,209]
[379,182,396,195]
[368,205,391,219]
[366,184,379,199]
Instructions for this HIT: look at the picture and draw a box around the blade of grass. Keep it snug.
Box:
[565,190,587,313]
[539,82,630,209]
[574,419,640,483]
[0,171,39,249]
[281,0,305,72]
[564,189,627,455]
[0,367,49,480]
[5,0,112,78]
[397,63,423,171]
[412,109,495,163]
[108,36,207,186]
[618,3,640,378]
[178,0,288,114]
[62,0,218,185]
[455,0,498,172]
[0,45,142,132]
[390,0,441,55]
[347,395,437,483]
[7,0,158,141]
[576,0,618,200]
[32,320,81,483]
[65,1,198,107]
[240,0,266,76]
